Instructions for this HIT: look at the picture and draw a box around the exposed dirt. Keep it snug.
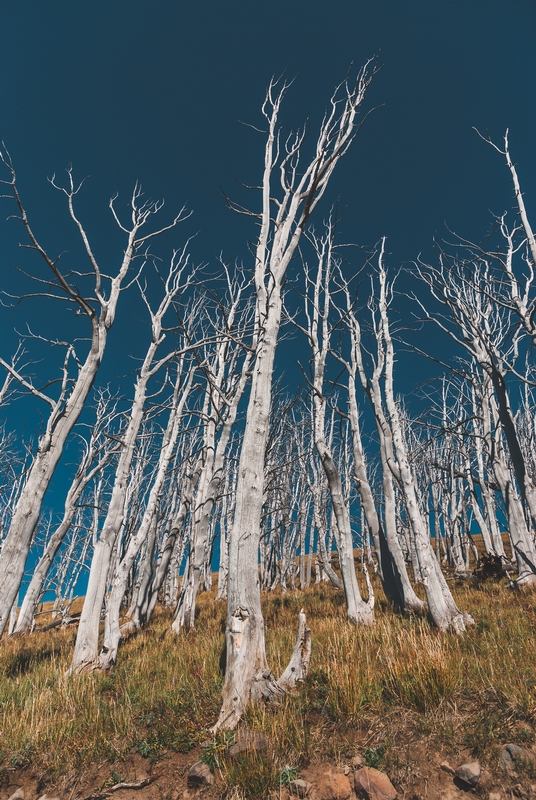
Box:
[2,741,536,800]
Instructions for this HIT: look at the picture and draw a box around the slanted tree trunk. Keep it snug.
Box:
[304,229,373,624]
[69,256,196,672]
[97,363,196,669]
[0,159,187,637]
[309,471,342,588]
[470,387,506,557]
[376,241,472,632]
[174,333,252,632]
[482,376,536,584]
[341,268,425,615]
[216,457,237,601]
[463,451,494,556]
[214,64,375,729]
[14,394,117,635]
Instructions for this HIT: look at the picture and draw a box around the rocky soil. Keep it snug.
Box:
[2,733,536,800]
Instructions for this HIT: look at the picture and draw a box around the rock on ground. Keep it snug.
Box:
[316,771,352,800]
[187,761,213,787]
[354,767,397,800]
[501,744,525,772]
[455,762,481,788]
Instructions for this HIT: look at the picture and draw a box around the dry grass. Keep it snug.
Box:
[1,572,536,793]
[0,597,225,776]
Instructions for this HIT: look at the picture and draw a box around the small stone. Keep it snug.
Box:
[455,762,481,788]
[289,779,311,798]
[37,796,60,800]
[489,793,502,800]
[501,745,524,772]
[354,767,397,800]
[170,791,180,800]
[228,728,268,758]
[187,761,214,787]
[501,750,513,771]
[8,790,24,800]
[317,771,352,800]
[199,739,213,749]
[440,761,456,775]
[343,766,351,776]
[352,755,364,768]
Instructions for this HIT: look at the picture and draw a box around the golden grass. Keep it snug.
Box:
[1,573,536,788]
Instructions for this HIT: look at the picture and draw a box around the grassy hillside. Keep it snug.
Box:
[1,573,536,796]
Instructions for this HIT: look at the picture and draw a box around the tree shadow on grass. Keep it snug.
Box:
[2,646,59,678]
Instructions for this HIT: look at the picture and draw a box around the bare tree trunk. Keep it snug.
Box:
[14,395,116,635]
[69,256,195,672]
[97,366,196,668]
[216,456,237,601]
[377,241,472,631]
[464,452,493,556]
[0,160,187,637]
[341,268,425,614]
[304,231,373,624]
[309,466,343,589]
[483,378,536,584]
[214,66,374,729]
[8,592,19,636]
[174,342,253,631]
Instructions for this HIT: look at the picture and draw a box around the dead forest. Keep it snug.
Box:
[1,63,536,745]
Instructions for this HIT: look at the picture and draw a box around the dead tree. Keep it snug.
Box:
[414,255,536,584]
[0,154,188,637]
[337,253,426,614]
[97,353,198,669]
[216,446,239,601]
[300,226,374,623]
[172,272,254,633]
[374,241,472,630]
[214,63,375,730]
[69,253,198,672]
[13,391,119,634]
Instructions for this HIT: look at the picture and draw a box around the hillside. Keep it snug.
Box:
[1,572,536,800]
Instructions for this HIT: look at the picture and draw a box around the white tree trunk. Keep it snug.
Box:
[0,170,185,637]
[214,64,375,729]
[483,380,536,584]
[174,347,251,631]
[14,402,115,635]
[304,228,373,624]
[377,242,472,632]
[343,281,425,614]
[97,366,196,668]
[69,258,193,671]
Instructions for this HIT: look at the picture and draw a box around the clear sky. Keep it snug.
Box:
[1,0,536,433]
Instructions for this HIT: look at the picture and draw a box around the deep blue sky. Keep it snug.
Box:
[1,0,536,429]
